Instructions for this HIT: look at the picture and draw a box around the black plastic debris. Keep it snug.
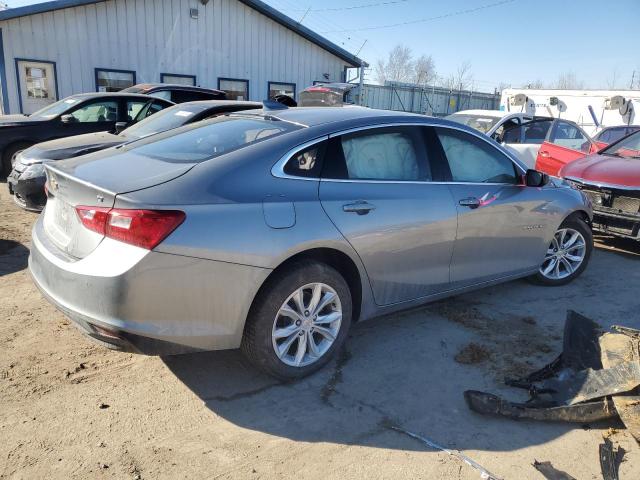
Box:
[532,460,577,480]
[599,437,625,480]
[464,311,640,440]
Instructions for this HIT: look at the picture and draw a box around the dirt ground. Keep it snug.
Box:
[1,182,640,480]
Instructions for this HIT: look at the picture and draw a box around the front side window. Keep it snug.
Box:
[323,127,429,181]
[435,127,519,184]
[269,82,296,100]
[504,119,553,145]
[129,116,301,163]
[219,78,249,100]
[126,100,148,121]
[68,100,118,123]
[96,69,135,92]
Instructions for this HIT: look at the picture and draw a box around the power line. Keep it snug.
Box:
[281,0,411,12]
[321,0,518,33]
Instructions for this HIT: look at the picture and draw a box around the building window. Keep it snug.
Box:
[161,73,196,86]
[268,82,296,100]
[95,68,136,92]
[218,78,249,101]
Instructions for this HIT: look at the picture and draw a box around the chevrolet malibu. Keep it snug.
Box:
[30,107,593,379]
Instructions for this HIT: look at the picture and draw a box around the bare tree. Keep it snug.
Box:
[523,79,545,89]
[439,61,473,91]
[554,72,584,89]
[605,69,619,89]
[375,44,414,85]
[413,54,437,87]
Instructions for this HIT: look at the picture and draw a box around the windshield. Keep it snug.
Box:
[445,114,501,134]
[601,130,640,158]
[129,115,301,163]
[122,105,206,139]
[30,96,82,119]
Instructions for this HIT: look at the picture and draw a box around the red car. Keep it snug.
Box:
[560,130,640,240]
[534,120,607,176]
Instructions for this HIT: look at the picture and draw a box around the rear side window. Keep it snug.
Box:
[130,116,301,163]
[551,121,590,152]
[504,119,553,144]
[283,143,327,178]
[435,127,519,184]
[323,126,430,181]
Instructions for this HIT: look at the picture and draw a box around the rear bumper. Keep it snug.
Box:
[7,169,46,211]
[592,209,640,240]
[29,215,271,354]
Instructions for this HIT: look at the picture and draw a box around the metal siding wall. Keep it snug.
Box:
[0,0,350,112]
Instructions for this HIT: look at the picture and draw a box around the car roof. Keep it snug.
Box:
[600,125,640,131]
[126,83,224,94]
[67,92,161,100]
[236,106,432,128]
[175,100,263,109]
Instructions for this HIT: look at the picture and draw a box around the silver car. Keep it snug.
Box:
[29,106,593,379]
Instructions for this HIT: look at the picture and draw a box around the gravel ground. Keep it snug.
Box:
[1,182,639,480]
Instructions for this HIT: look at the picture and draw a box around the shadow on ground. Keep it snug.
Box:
[162,237,640,454]
[0,240,29,276]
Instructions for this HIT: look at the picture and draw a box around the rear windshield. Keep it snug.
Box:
[601,130,640,159]
[122,104,208,139]
[129,115,301,162]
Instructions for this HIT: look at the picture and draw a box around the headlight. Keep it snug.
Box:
[19,162,45,180]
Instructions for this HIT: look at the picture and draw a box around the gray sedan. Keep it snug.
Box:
[29,106,593,379]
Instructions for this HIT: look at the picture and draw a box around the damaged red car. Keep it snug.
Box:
[560,130,640,240]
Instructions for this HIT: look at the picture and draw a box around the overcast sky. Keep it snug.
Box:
[7,0,640,92]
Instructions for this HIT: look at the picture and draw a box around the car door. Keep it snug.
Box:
[434,126,555,288]
[319,125,458,306]
[536,120,593,176]
[502,118,553,168]
[62,98,119,135]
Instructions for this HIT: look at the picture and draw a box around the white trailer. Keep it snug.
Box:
[499,88,640,136]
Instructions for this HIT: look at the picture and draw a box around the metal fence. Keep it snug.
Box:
[349,82,500,117]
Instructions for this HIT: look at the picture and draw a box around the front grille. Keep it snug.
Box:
[583,189,605,207]
[612,196,640,214]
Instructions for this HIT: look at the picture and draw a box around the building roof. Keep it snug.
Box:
[0,0,367,68]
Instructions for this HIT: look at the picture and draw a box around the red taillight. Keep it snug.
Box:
[75,206,185,249]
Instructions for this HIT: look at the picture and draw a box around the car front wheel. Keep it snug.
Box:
[241,261,352,380]
[530,217,592,286]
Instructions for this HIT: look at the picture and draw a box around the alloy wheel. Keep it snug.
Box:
[272,282,342,367]
[539,228,586,280]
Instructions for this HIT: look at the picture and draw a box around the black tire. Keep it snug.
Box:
[241,260,352,380]
[529,216,593,286]
[2,142,32,177]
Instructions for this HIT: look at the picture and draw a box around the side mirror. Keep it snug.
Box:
[114,122,128,134]
[525,169,549,187]
[60,114,76,124]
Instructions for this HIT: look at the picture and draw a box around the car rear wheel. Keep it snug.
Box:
[530,217,592,286]
[241,261,352,380]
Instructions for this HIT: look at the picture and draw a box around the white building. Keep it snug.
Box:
[0,0,366,114]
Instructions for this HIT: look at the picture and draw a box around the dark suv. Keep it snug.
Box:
[122,84,226,103]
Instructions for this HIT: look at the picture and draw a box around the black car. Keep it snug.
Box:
[0,92,173,176]
[7,100,262,211]
[593,125,640,145]
[122,83,226,102]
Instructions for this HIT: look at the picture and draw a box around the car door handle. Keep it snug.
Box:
[539,150,550,158]
[458,197,481,209]
[343,201,376,215]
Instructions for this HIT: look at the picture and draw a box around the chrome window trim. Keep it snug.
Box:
[565,176,640,192]
[271,121,526,184]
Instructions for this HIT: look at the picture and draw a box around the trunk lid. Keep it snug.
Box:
[42,148,196,259]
